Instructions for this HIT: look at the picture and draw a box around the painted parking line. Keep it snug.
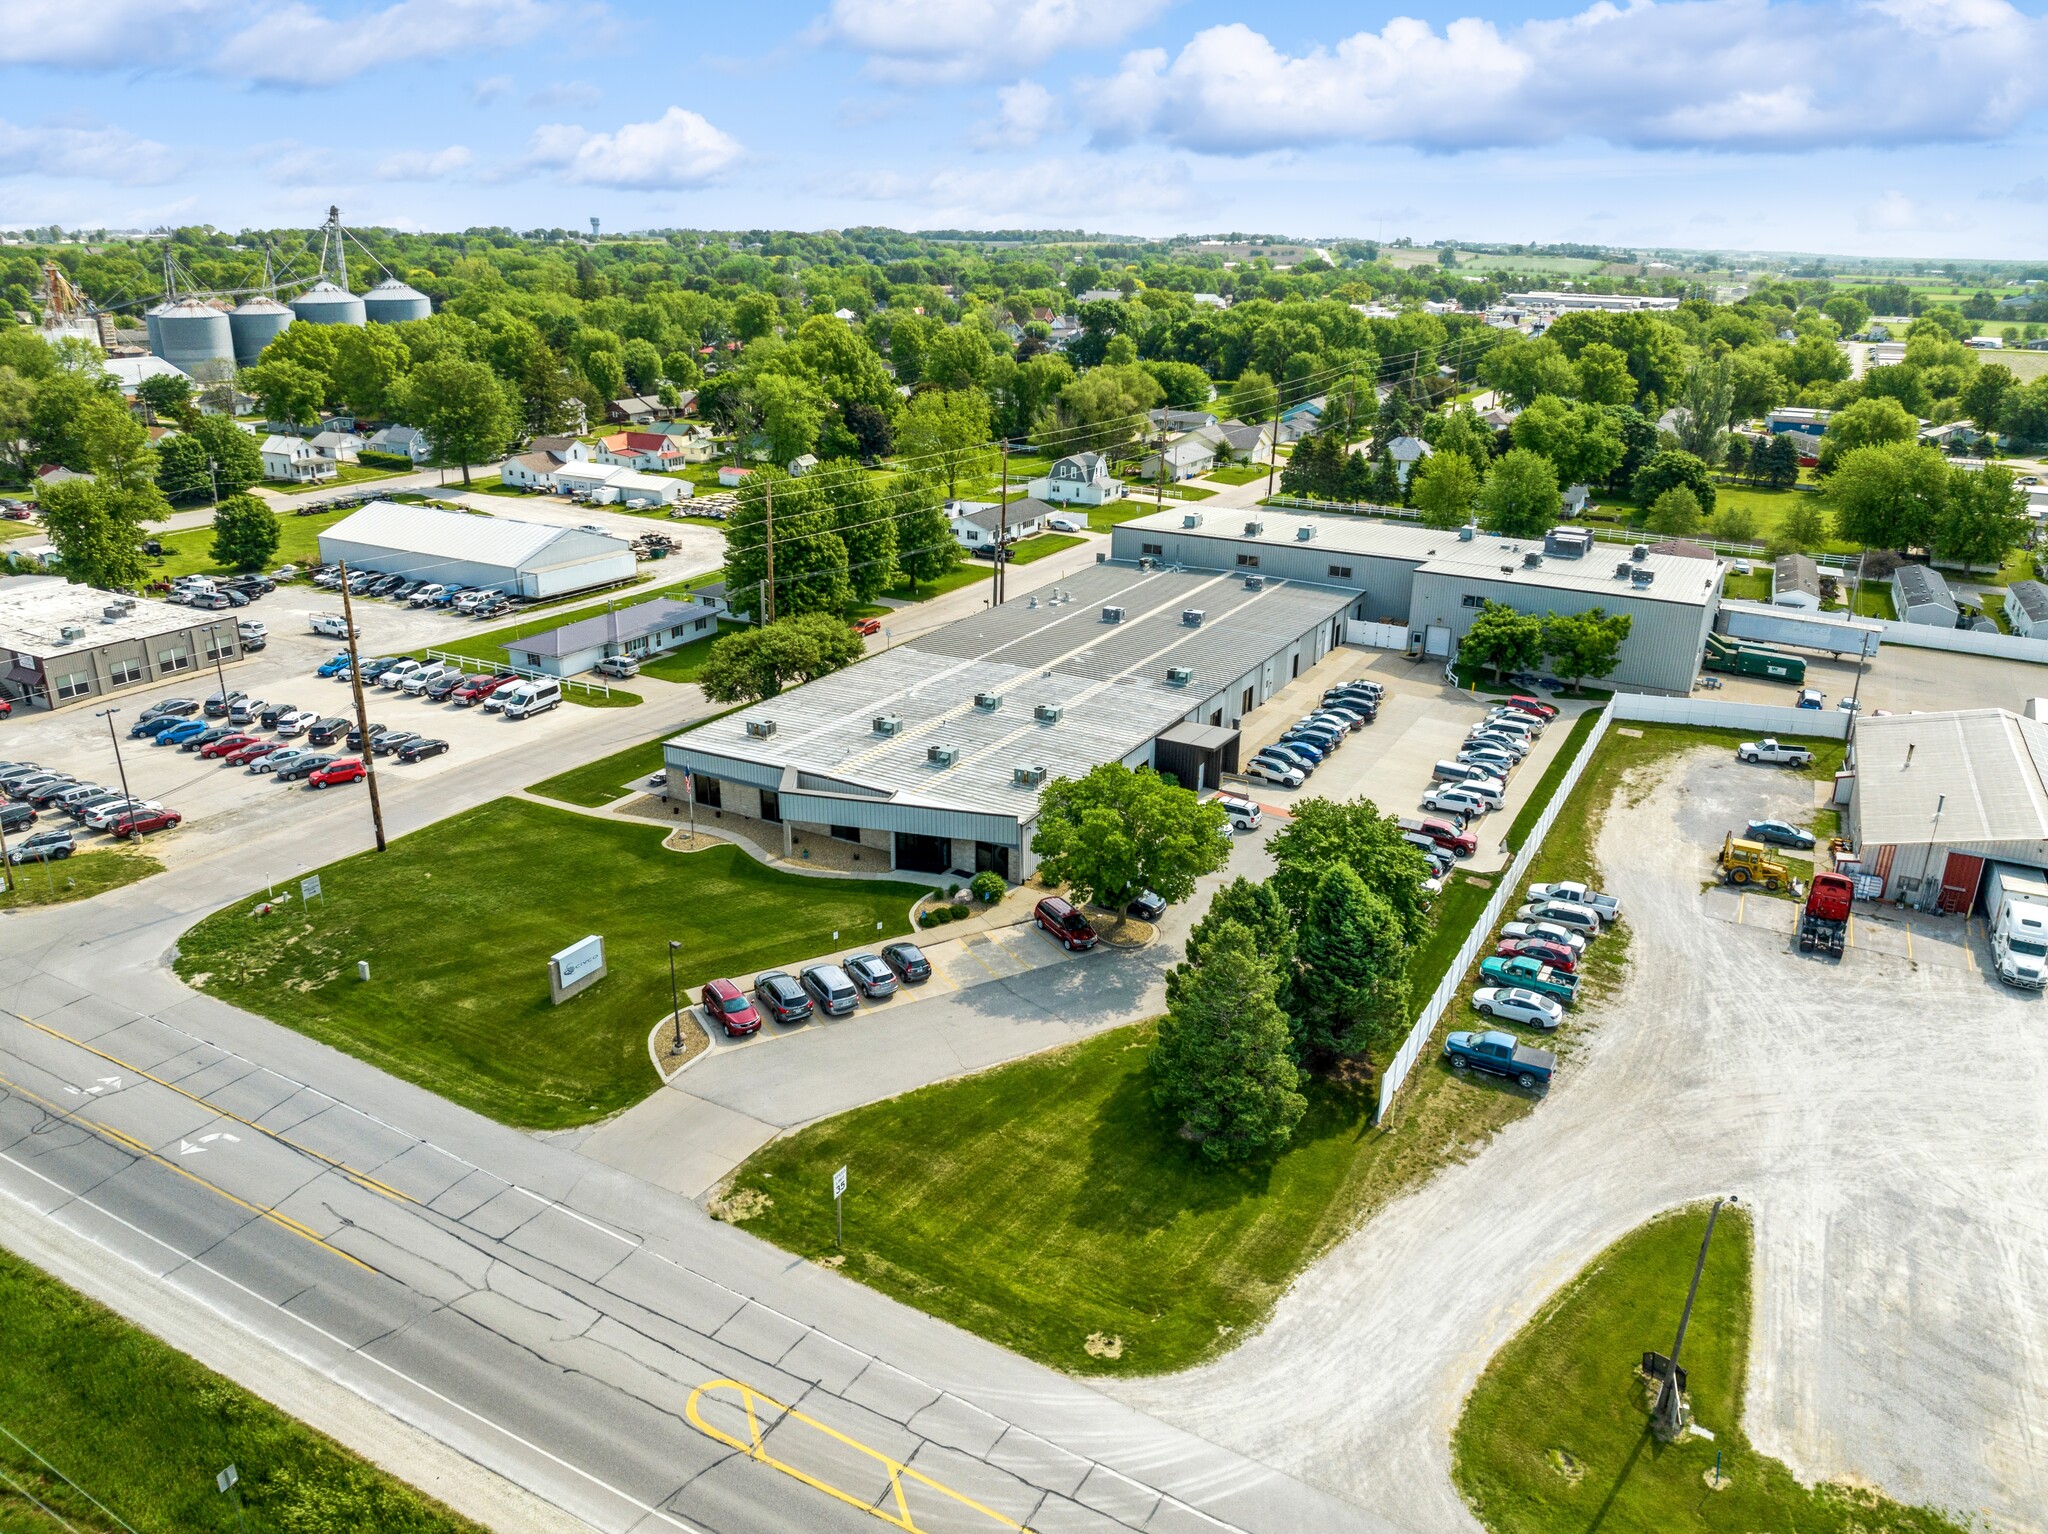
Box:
[686,1379,1025,1532]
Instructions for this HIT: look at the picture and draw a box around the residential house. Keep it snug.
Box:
[366,424,431,463]
[1772,553,1821,610]
[1920,421,1984,450]
[1892,562,1959,628]
[34,465,92,490]
[531,434,592,462]
[717,465,753,488]
[1212,419,1275,464]
[308,429,364,464]
[1191,293,1229,308]
[502,595,727,678]
[946,497,1053,550]
[1561,483,1592,518]
[1385,436,1434,486]
[1138,434,1218,482]
[501,450,562,491]
[1074,288,1124,304]
[1277,399,1324,443]
[1046,315,1083,349]
[595,431,689,473]
[833,307,858,323]
[1028,452,1125,506]
[2006,579,2048,639]
[788,453,819,477]
[643,422,717,461]
[1148,408,1219,433]
[260,435,333,483]
[606,395,673,426]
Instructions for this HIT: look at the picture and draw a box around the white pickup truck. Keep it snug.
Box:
[1525,880,1621,922]
[1736,738,1814,767]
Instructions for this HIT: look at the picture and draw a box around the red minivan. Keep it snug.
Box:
[699,978,761,1037]
[1034,895,1098,951]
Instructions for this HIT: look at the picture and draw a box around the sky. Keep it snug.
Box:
[2,0,2046,259]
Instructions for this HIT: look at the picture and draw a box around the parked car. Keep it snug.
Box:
[183,724,241,752]
[1033,895,1098,951]
[7,828,75,863]
[83,798,160,831]
[1495,937,1580,973]
[1268,737,1324,767]
[1746,818,1817,849]
[1425,782,1500,815]
[880,941,931,983]
[225,739,284,767]
[842,952,899,999]
[140,698,199,721]
[699,978,761,1037]
[346,722,389,751]
[593,655,639,679]
[1209,792,1263,832]
[851,617,883,637]
[1126,889,1168,921]
[800,963,860,1016]
[423,672,466,701]
[129,714,184,741]
[307,756,366,789]
[378,660,426,691]
[1244,757,1305,788]
[1525,881,1620,921]
[1515,899,1603,936]
[202,690,246,719]
[356,658,407,684]
[1443,1029,1555,1088]
[752,970,813,1024]
[396,737,449,763]
[271,752,334,782]
[258,701,296,729]
[402,662,459,696]
[1479,955,1577,1004]
[407,584,446,607]
[370,731,420,757]
[155,719,210,748]
[1472,987,1564,1031]
[109,807,182,839]
[274,708,318,737]
[0,801,35,833]
[1506,695,1559,719]
[452,673,517,706]
[200,733,258,759]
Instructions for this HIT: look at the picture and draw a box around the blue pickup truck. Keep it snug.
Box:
[1444,1029,1556,1089]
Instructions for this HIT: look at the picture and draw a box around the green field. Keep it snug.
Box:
[889,559,992,602]
[1852,583,1898,620]
[1407,871,1496,1000]
[0,848,162,909]
[1452,1205,1967,1534]
[174,797,923,1128]
[1087,499,1172,533]
[147,506,357,582]
[1502,707,1605,855]
[525,705,746,808]
[1204,462,1278,486]
[1720,570,1770,602]
[0,1246,486,1534]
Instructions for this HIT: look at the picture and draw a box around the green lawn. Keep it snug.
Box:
[888,560,991,602]
[1852,583,1898,620]
[173,797,923,1128]
[1452,1205,1967,1534]
[1087,499,1172,532]
[1204,463,1277,486]
[1720,571,1770,602]
[1980,591,2012,632]
[1007,532,1085,565]
[148,506,357,582]
[1503,708,1606,854]
[1409,872,1496,999]
[722,1013,1534,1375]
[0,1246,486,1534]
[525,704,747,808]
[0,849,162,909]
[267,462,403,495]
[465,474,529,497]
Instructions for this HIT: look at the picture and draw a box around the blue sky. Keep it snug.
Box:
[2,0,2045,257]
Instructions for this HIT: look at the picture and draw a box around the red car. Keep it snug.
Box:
[200,733,258,759]
[1416,816,1477,857]
[452,672,517,706]
[1506,695,1559,720]
[225,739,282,766]
[1033,895,1098,951]
[110,808,182,839]
[1495,937,1580,974]
[699,978,761,1037]
[852,617,883,637]
[307,756,367,789]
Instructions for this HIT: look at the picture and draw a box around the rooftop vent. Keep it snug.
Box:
[59,624,86,643]
[873,713,902,736]
[927,744,959,768]
[1523,551,1544,568]
[1137,556,1157,571]
[1102,605,1125,624]
[974,691,1003,711]
[1631,543,1649,562]
[1296,524,1317,541]
[1457,525,1475,541]
[1244,519,1265,536]
[1615,560,1635,579]
[1631,569,1655,588]
[744,718,777,739]
[1013,764,1047,788]
[1182,511,1203,528]
[1244,574,1265,591]
[1501,565,1516,575]
[101,605,124,623]
[1182,608,1205,627]
[1166,665,1194,686]
[1034,702,1063,724]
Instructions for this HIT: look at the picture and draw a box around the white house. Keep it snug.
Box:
[553,462,629,499]
[1561,483,1592,517]
[261,435,333,484]
[1771,552,1821,610]
[946,497,1052,550]
[718,465,753,488]
[366,424,431,463]
[1385,435,1434,486]
[1028,452,1125,506]
[788,453,820,477]
[1138,435,1218,482]
[594,431,689,472]
[1209,420,1275,463]
[501,451,561,490]
[308,429,364,464]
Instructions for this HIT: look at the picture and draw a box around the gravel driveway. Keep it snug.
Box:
[1112,744,2048,1534]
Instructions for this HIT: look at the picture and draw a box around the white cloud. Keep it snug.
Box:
[2013,175,2048,204]
[0,0,228,67]
[837,153,1189,223]
[215,0,553,87]
[1087,0,2048,154]
[0,118,187,184]
[1858,189,1965,232]
[471,73,516,103]
[973,79,1064,148]
[528,80,602,108]
[524,106,744,188]
[374,144,473,179]
[823,0,1167,83]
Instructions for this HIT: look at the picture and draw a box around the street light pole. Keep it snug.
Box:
[667,940,683,1054]
[207,456,220,514]
[97,707,133,813]
[206,621,229,699]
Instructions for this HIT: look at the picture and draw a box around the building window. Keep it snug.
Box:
[694,617,710,632]
[54,670,91,700]
[204,632,235,661]
[759,789,781,824]
[1328,564,1353,579]
[830,825,860,843]
[1461,594,1485,608]
[1236,553,1260,567]
[1141,542,1163,556]
[693,775,721,808]
[1241,686,1255,713]
[108,657,143,686]
[626,637,648,654]
[157,645,191,672]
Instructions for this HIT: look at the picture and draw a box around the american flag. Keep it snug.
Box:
[679,767,693,798]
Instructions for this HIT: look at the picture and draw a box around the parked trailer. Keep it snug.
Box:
[1718,599,1882,659]
[1704,632,1808,684]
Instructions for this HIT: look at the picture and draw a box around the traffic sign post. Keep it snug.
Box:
[217,1464,247,1534]
[832,1164,847,1248]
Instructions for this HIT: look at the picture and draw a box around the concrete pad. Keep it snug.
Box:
[841,1358,942,1426]
[906,1392,1010,1458]
[712,1300,812,1368]
[575,1087,780,1198]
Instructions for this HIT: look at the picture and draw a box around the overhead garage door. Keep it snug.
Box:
[1939,852,1985,914]
[1423,625,1453,658]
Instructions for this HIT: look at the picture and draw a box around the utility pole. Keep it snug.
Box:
[761,481,775,624]
[1655,1196,1735,1435]
[335,561,388,853]
[205,621,229,701]
[1264,387,1284,502]
[97,707,133,813]
[995,438,1011,605]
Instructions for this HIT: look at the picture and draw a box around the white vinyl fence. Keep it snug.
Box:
[1376,707,1614,1119]
[1874,618,2048,664]
[1607,693,1853,739]
[423,647,614,699]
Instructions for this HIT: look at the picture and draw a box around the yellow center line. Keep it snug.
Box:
[686,1378,1027,1532]
[0,1068,377,1274]
[5,1012,415,1204]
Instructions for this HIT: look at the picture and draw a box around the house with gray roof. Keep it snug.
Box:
[1772,552,1821,610]
[1892,562,1959,628]
[501,595,727,677]
[947,497,1055,550]
[2005,578,2048,639]
[1028,452,1125,506]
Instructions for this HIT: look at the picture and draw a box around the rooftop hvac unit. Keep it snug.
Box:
[1523,551,1544,568]
[974,691,1003,711]
[927,744,959,768]
[1102,605,1125,623]
[1457,525,1476,541]
[102,605,124,623]
[1182,608,1205,627]
[1296,524,1316,541]
[1614,560,1635,579]
[1244,519,1265,536]
[1137,555,1157,571]
[1166,665,1194,685]
[873,714,902,736]
[1182,511,1203,528]
[1034,702,1063,724]
[60,624,86,642]
[1631,543,1649,562]
[1244,574,1265,591]
[1013,764,1047,788]
[744,718,777,739]
[1631,569,1656,588]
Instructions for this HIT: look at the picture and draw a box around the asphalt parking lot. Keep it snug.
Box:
[1711,634,2048,716]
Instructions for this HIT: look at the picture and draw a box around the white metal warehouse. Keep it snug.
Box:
[317,502,636,599]
[664,561,1352,882]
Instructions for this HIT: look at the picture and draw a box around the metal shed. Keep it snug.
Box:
[317,501,635,599]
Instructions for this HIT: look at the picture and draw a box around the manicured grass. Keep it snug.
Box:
[1124,481,1216,501]
[1409,871,1497,1001]
[889,560,991,602]
[0,1245,487,1534]
[1204,462,1276,485]
[269,462,402,494]
[1503,708,1605,854]
[1702,484,1859,556]
[524,704,747,808]
[1087,499,1174,532]
[1720,571,1770,602]
[723,1015,1532,1375]
[465,474,529,496]
[0,848,162,909]
[1980,591,2011,632]
[1852,584,1898,620]
[174,797,923,1128]
[1451,1204,1968,1534]
[148,506,356,582]
[1006,532,1085,565]
[634,619,749,683]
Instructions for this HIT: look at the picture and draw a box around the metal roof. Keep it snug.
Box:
[2008,579,2048,625]
[506,597,718,658]
[1892,562,1955,612]
[672,563,1349,819]
[1854,709,2048,846]
[321,501,629,570]
[0,577,212,658]
[1772,553,1819,597]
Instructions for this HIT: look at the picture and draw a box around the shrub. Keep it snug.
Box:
[969,871,1005,902]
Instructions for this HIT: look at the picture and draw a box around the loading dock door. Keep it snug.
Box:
[1938,852,1985,914]
[1424,625,1452,658]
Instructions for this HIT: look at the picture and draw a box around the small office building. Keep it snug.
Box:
[503,594,727,677]
[318,502,636,599]
[0,577,241,712]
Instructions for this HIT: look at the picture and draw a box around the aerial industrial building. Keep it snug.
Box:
[0,577,243,712]
[1108,507,1722,693]
[317,502,636,599]
[665,561,1351,881]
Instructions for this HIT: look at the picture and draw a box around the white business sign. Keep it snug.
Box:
[301,874,322,901]
[553,935,605,987]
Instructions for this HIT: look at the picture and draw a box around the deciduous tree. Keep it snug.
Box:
[1411,450,1480,529]
[891,473,960,594]
[1266,797,1433,945]
[723,467,851,617]
[1816,395,1917,474]
[209,493,280,571]
[698,612,864,702]
[239,359,325,430]
[1935,462,2030,574]
[897,387,991,500]
[1541,608,1632,692]
[391,357,515,486]
[1031,763,1230,916]
[1459,600,1545,683]
[1476,448,1561,539]
[1646,484,1703,537]
[1825,441,1949,551]
[1230,370,1278,425]
[1631,448,1717,519]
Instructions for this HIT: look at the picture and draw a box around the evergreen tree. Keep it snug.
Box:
[1369,451,1402,507]
[1292,864,1411,1059]
[1151,921,1307,1164]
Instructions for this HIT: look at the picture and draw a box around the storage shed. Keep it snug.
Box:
[318,502,635,599]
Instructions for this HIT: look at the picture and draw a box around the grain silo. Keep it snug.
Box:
[290,280,366,326]
[228,295,294,367]
[152,298,235,374]
[143,299,170,357]
[362,277,431,324]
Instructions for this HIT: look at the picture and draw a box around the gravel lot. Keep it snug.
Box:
[1113,741,2048,1534]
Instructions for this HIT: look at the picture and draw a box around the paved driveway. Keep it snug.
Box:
[1113,743,2048,1534]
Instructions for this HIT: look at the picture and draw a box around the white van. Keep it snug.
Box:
[309,613,358,639]
[500,679,561,720]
